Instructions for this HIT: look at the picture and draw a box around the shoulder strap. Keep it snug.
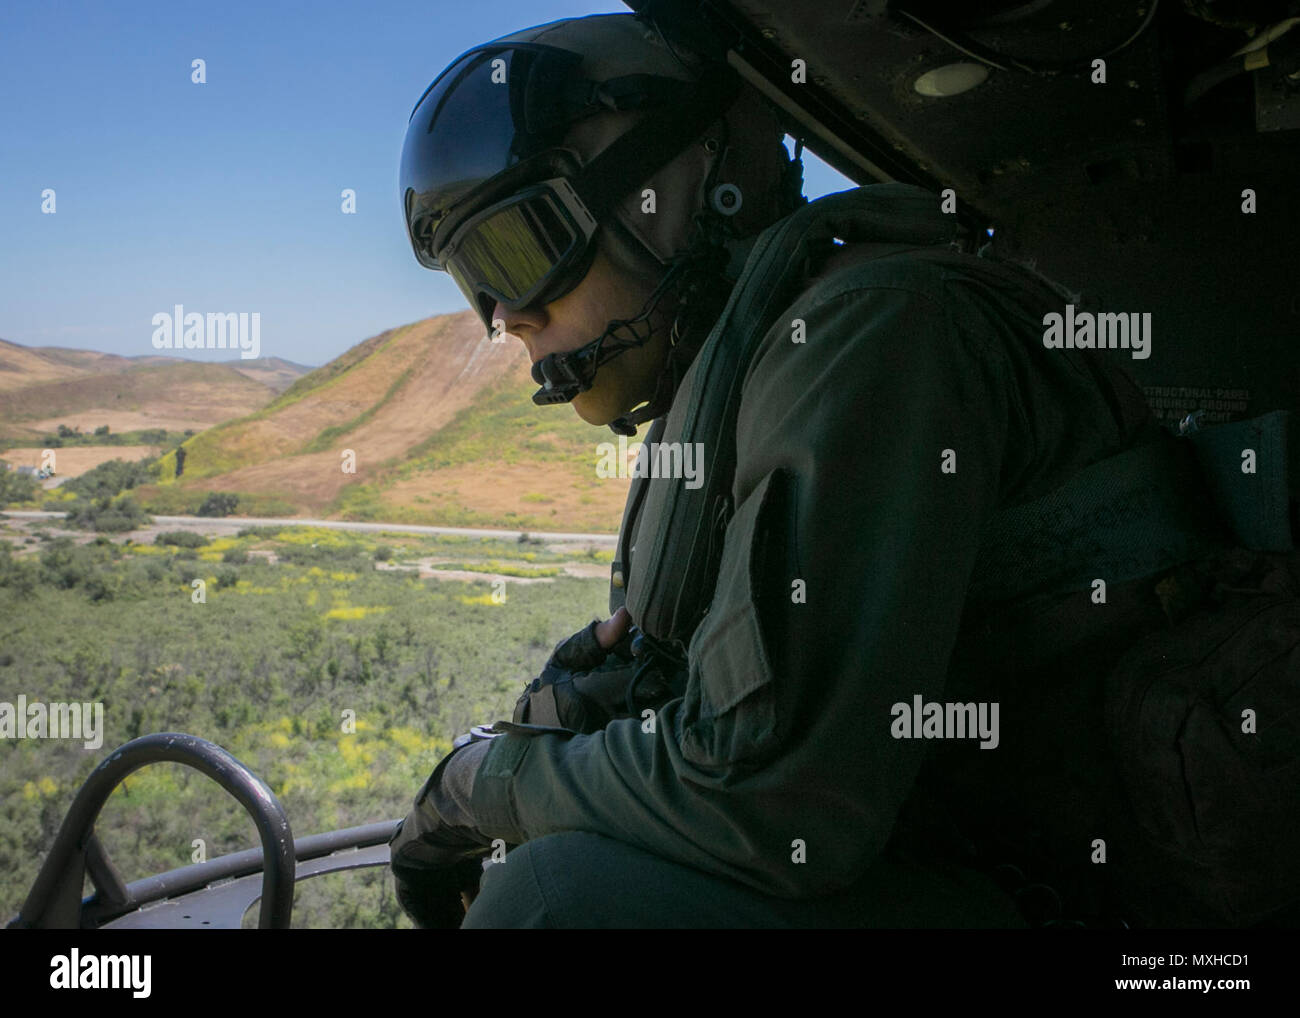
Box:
[629,184,958,646]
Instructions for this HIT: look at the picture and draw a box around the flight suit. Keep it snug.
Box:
[432,184,1176,927]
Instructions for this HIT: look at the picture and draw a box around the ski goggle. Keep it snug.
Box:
[418,176,600,333]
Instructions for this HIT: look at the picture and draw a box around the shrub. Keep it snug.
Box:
[221,547,249,564]
[0,542,37,594]
[197,492,240,517]
[213,566,240,589]
[65,495,152,533]
[63,458,156,501]
[155,531,209,549]
[237,525,283,538]
[276,543,369,570]
[0,467,40,508]
[373,544,395,562]
[38,537,118,593]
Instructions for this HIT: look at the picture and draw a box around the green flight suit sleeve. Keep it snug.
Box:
[470,267,1020,898]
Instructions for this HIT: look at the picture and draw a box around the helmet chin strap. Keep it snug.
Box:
[528,255,686,410]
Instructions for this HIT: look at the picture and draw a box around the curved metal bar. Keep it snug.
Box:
[81,819,400,927]
[9,733,295,930]
[103,837,397,929]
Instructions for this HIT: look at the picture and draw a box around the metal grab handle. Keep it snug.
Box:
[9,733,295,930]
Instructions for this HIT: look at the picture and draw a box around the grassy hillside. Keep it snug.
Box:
[146,311,630,533]
[331,358,620,529]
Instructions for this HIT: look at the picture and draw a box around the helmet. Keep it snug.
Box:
[400,13,801,418]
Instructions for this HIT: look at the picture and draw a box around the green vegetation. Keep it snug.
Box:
[155,531,209,548]
[2,426,186,450]
[62,458,159,501]
[0,524,607,928]
[197,492,240,517]
[451,560,562,578]
[0,465,40,507]
[132,485,297,517]
[63,495,152,533]
[403,371,592,471]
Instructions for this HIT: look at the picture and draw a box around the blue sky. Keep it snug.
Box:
[0,0,856,367]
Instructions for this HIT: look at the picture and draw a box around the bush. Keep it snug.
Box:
[37,537,121,595]
[63,458,156,501]
[197,492,240,517]
[213,566,240,589]
[65,495,152,533]
[83,570,122,602]
[0,541,37,594]
[373,544,395,562]
[221,547,249,564]
[276,543,369,570]
[0,467,39,508]
[238,525,283,538]
[155,531,209,549]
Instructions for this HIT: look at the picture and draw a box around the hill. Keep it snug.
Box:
[147,311,631,532]
[0,339,309,442]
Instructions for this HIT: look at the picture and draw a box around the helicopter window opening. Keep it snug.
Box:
[782,133,858,199]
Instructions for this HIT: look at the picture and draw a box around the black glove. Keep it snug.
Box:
[512,620,685,733]
[389,733,499,929]
[390,829,487,929]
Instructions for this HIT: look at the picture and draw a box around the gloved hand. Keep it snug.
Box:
[389,729,501,929]
[513,607,655,732]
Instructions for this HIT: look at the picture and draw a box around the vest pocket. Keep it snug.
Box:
[679,468,786,770]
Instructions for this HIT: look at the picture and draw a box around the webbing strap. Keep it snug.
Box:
[971,411,1294,604]
[970,432,1227,603]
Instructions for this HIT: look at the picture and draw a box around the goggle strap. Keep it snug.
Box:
[535,74,697,134]
[569,62,742,226]
[596,74,697,112]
